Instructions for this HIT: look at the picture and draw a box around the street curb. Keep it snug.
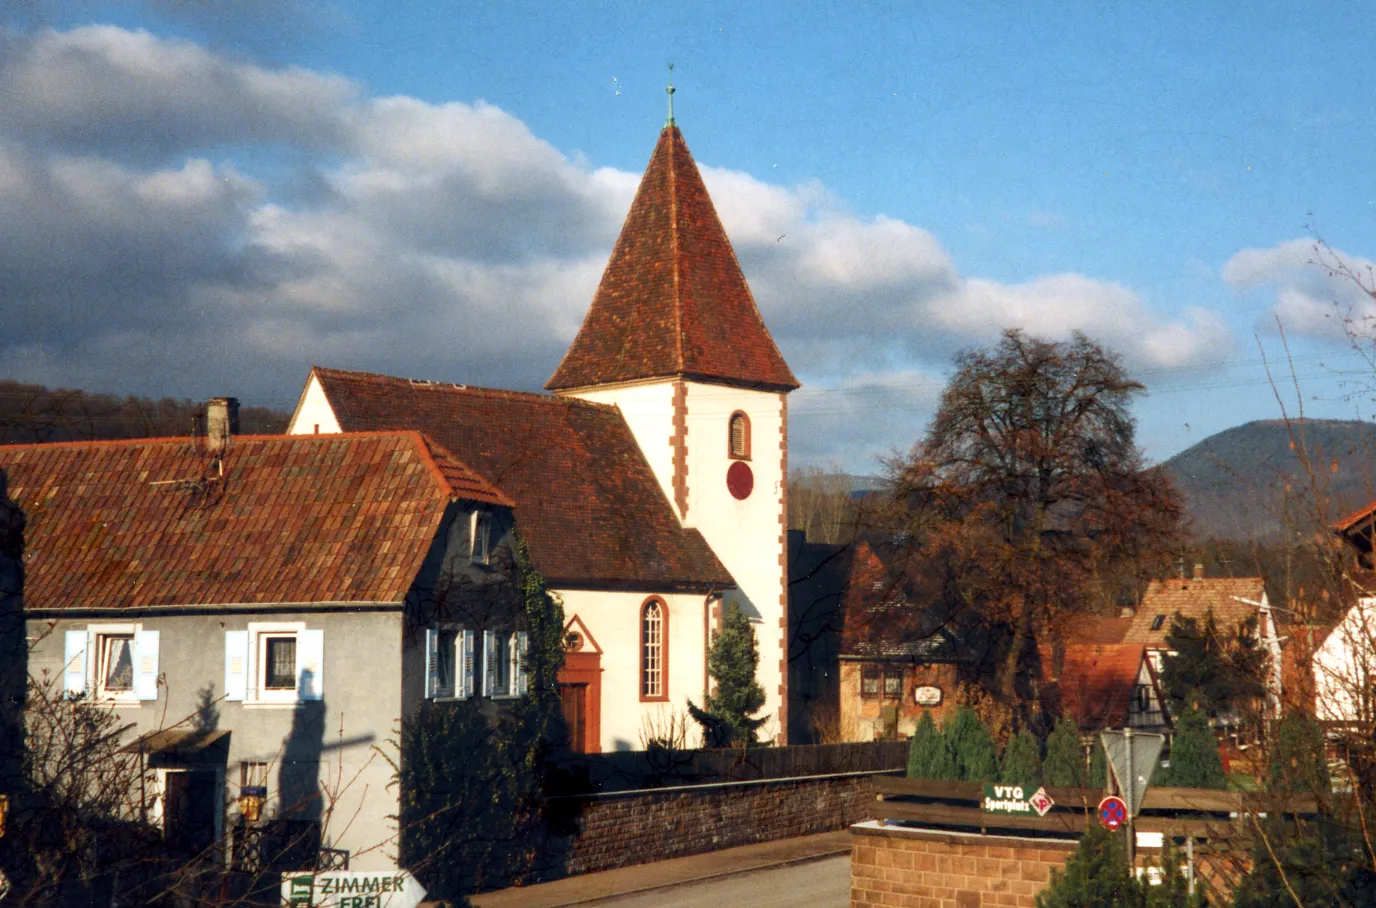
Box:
[507,846,851,907]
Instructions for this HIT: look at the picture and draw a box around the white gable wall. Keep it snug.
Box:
[1315,597,1376,724]
[287,373,342,436]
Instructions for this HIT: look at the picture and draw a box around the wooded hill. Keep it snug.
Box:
[0,379,289,444]
[1161,418,1376,543]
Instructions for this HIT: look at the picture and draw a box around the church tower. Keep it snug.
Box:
[547,112,799,740]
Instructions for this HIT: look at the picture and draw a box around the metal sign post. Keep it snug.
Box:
[1100,728,1165,869]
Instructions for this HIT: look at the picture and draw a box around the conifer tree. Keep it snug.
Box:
[1044,718,1087,787]
[1000,728,1042,785]
[689,601,767,746]
[1037,824,1145,907]
[1090,740,1109,788]
[907,712,953,779]
[1267,713,1329,794]
[945,705,999,782]
[1156,704,1225,789]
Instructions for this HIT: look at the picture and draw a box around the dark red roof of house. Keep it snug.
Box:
[1046,643,1149,730]
[546,126,799,393]
[308,366,733,591]
[0,431,478,610]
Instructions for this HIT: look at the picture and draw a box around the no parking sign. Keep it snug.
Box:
[1098,795,1128,832]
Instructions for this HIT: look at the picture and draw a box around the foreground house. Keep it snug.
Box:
[289,120,798,749]
[5,413,520,869]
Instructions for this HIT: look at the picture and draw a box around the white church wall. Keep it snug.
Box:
[681,383,788,742]
[556,588,709,752]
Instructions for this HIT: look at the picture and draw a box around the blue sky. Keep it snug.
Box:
[3,1,1375,471]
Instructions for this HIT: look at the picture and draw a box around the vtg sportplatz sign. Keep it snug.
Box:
[981,783,1054,817]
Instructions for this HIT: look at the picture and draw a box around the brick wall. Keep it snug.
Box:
[558,770,896,876]
[850,822,1077,908]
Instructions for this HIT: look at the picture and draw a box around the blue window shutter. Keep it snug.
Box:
[482,630,495,697]
[224,631,248,701]
[516,632,529,696]
[424,628,438,699]
[461,630,476,698]
[64,629,87,697]
[297,629,324,701]
[134,630,159,701]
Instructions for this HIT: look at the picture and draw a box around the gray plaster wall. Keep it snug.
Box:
[27,607,404,871]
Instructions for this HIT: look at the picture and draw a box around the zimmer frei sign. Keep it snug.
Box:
[982,783,1055,817]
[281,870,426,908]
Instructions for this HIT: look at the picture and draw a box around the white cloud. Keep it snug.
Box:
[0,23,1239,466]
[1222,238,1376,341]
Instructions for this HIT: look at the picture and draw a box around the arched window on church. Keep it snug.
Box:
[640,598,667,700]
[728,411,750,460]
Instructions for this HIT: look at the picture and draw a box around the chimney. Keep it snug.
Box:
[1193,562,1205,581]
[206,397,240,455]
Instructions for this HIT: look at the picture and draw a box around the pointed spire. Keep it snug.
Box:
[665,64,676,128]
[547,124,799,393]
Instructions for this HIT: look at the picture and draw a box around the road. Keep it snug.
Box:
[593,854,850,908]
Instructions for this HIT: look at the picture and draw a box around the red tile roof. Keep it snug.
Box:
[1046,643,1149,730]
[1126,576,1265,646]
[0,431,473,610]
[546,126,799,393]
[309,367,733,591]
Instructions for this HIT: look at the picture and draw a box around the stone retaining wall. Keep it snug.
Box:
[559,770,897,876]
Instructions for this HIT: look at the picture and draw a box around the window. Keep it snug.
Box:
[98,633,135,697]
[264,636,296,689]
[426,628,477,699]
[883,668,903,700]
[227,623,323,705]
[641,599,667,700]
[1135,683,1152,713]
[471,510,492,564]
[728,412,750,460]
[860,664,880,699]
[1150,614,1166,631]
[64,625,158,703]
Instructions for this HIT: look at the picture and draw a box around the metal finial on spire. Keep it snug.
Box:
[666,63,676,128]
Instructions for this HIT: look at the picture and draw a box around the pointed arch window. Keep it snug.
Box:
[640,598,668,701]
[728,411,751,460]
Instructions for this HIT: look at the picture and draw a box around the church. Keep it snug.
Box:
[288,115,800,751]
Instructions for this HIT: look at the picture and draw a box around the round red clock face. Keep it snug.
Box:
[727,461,754,500]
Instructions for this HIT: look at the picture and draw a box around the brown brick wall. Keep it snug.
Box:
[560,772,890,876]
[850,823,1077,908]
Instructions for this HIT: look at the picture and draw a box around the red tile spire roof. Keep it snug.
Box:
[547,125,799,393]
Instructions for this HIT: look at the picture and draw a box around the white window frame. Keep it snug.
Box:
[425,627,476,701]
[471,510,492,565]
[481,629,528,699]
[245,621,305,707]
[88,623,141,706]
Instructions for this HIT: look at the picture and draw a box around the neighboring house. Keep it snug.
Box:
[4,409,523,870]
[1315,503,1376,725]
[1124,566,1268,674]
[1042,643,1169,732]
[786,529,849,744]
[835,542,974,741]
[288,121,798,749]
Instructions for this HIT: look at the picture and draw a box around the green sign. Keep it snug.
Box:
[981,783,1054,817]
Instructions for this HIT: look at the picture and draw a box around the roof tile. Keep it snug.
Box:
[0,431,458,610]
[311,367,732,590]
